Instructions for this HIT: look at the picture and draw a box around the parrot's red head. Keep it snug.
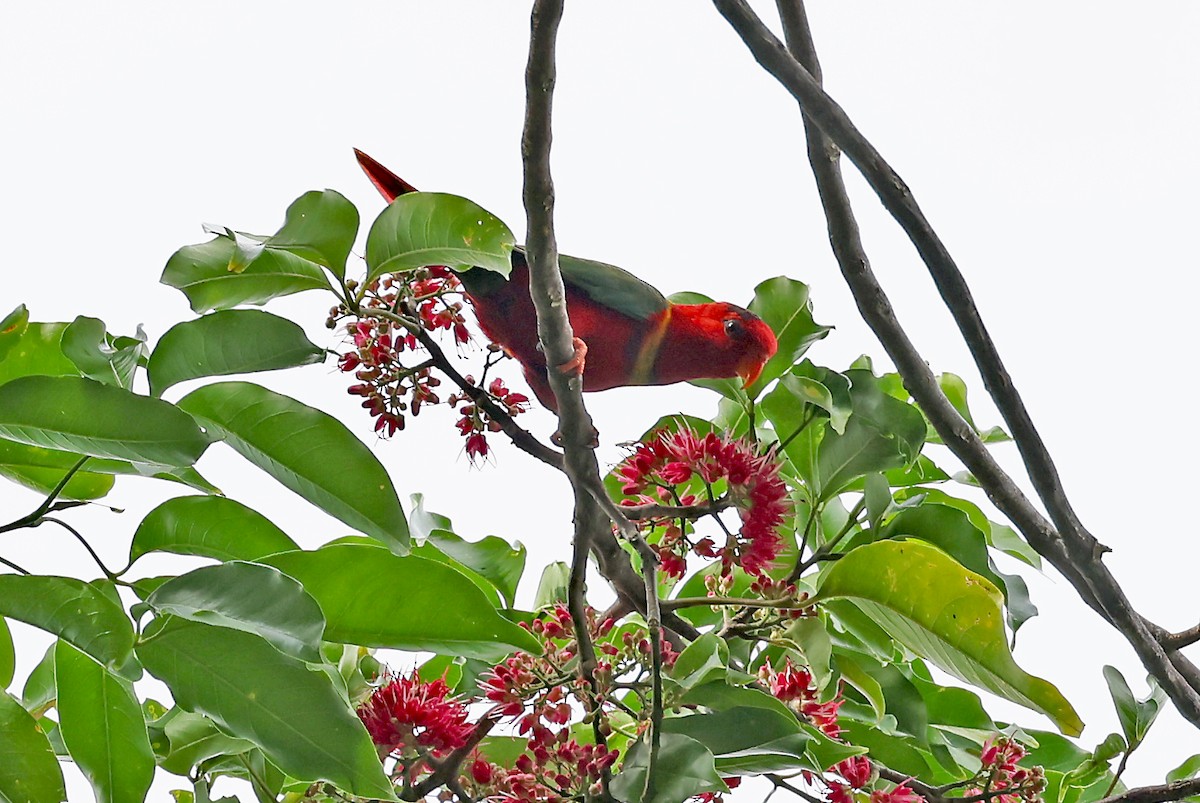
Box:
[659,303,777,389]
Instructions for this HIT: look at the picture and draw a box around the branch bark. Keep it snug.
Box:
[706,0,1200,726]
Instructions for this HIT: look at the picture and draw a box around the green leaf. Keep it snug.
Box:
[0,305,30,363]
[670,634,730,692]
[420,529,526,609]
[0,375,211,465]
[663,706,802,757]
[0,438,115,500]
[814,540,1082,735]
[261,545,542,659]
[533,561,571,609]
[266,190,359,280]
[1102,665,1164,748]
[130,495,299,565]
[1168,754,1200,782]
[54,641,154,803]
[0,689,66,802]
[161,235,329,313]
[408,493,455,540]
[896,488,1041,568]
[137,617,394,798]
[149,310,325,396]
[745,277,832,398]
[22,643,56,713]
[146,563,325,662]
[0,618,13,689]
[61,316,146,389]
[177,382,407,552]
[0,322,77,386]
[883,504,1038,634]
[611,732,726,803]
[365,192,516,280]
[0,576,137,679]
[159,711,256,776]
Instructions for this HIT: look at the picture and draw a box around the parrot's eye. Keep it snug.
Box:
[724,318,746,339]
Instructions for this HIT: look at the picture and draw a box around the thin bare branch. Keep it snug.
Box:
[710,0,1200,726]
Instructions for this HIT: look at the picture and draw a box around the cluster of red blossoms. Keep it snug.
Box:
[966,736,1046,803]
[356,606,683,802]
[356,673,475,778]
[333,268,529,459]
[616,428,790,577]
[449,376,530,461]
[760,660,926,803]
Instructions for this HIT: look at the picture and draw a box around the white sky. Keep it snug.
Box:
[3,1,1199,798]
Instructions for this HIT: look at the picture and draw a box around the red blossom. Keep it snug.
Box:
[762,658,843,739]
[356,673,474,759]
[615,428,789,577]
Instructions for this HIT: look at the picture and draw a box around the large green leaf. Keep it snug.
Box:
[266,190,359,280]
[161,235,329,313]
[814,540,1082,735]
[365,192,515,280]
[0,576,137,679]
[0,376,211,466]
[60,316,146,390]
[663,706,801,757]
[744,277,832,398]
[0,322,77,386]
[146,562,325,662]
[22,643,56,713]
[137,617,394,798]
[261,545,541,659]
[611,732,726,803]
[0,618,13,689]
[0,689,66,802]
[177,382,407,552]
[417,529,526,609]
[0,438,114,500]
[882,504,1038,634]
[149,310,325,396]
[54,641,154,803]
[129,495,299,565]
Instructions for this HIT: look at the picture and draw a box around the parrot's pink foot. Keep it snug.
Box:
[557,337,588,377]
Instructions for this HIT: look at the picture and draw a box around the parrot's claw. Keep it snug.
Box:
[557,337,588,377]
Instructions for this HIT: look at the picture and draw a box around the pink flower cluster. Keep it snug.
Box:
[357,673,474,769]
[450,376,530,461]
[616,428,790,578]
[967,736,1045,803]
[762,658,843,740]
[334,268,529,456]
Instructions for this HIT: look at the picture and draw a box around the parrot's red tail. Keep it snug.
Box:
[353,149,419,202]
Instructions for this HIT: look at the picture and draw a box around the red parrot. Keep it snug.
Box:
[354,149,777,410]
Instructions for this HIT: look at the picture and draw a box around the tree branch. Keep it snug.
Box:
[1093,779,1200,803]
[710,0,1200,726]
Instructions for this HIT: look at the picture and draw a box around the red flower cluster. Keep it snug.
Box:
[450,375,530,462]
[333,268,531,455]
[967,736,1045,803]
[761,659,843,740]
[616,428,790,578]
[342,320,442,436]
[356,673,474,764]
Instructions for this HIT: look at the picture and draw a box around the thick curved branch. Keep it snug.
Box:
[708,0,1200,724]
[1093,779,1200,803]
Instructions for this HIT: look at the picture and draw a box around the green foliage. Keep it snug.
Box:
[0,185,1120,802]
[365,192,515,280]
[177,381,408,553]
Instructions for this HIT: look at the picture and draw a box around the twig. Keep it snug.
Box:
[0,456,90,534]
[765,773,825,803]
[1164,624,1200,651]
[411,711,499,797]
[709,0,1200,725]
[40,517,118,579]
[620,498,734,521]
[0,555,30,575]
[663,595,806,611]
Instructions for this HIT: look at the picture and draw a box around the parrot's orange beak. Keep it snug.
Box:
[737,358,766,389]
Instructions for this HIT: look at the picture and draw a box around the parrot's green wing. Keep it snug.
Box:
[460,248,670,323]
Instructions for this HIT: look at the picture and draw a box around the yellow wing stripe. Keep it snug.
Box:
[631,307,672,385]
